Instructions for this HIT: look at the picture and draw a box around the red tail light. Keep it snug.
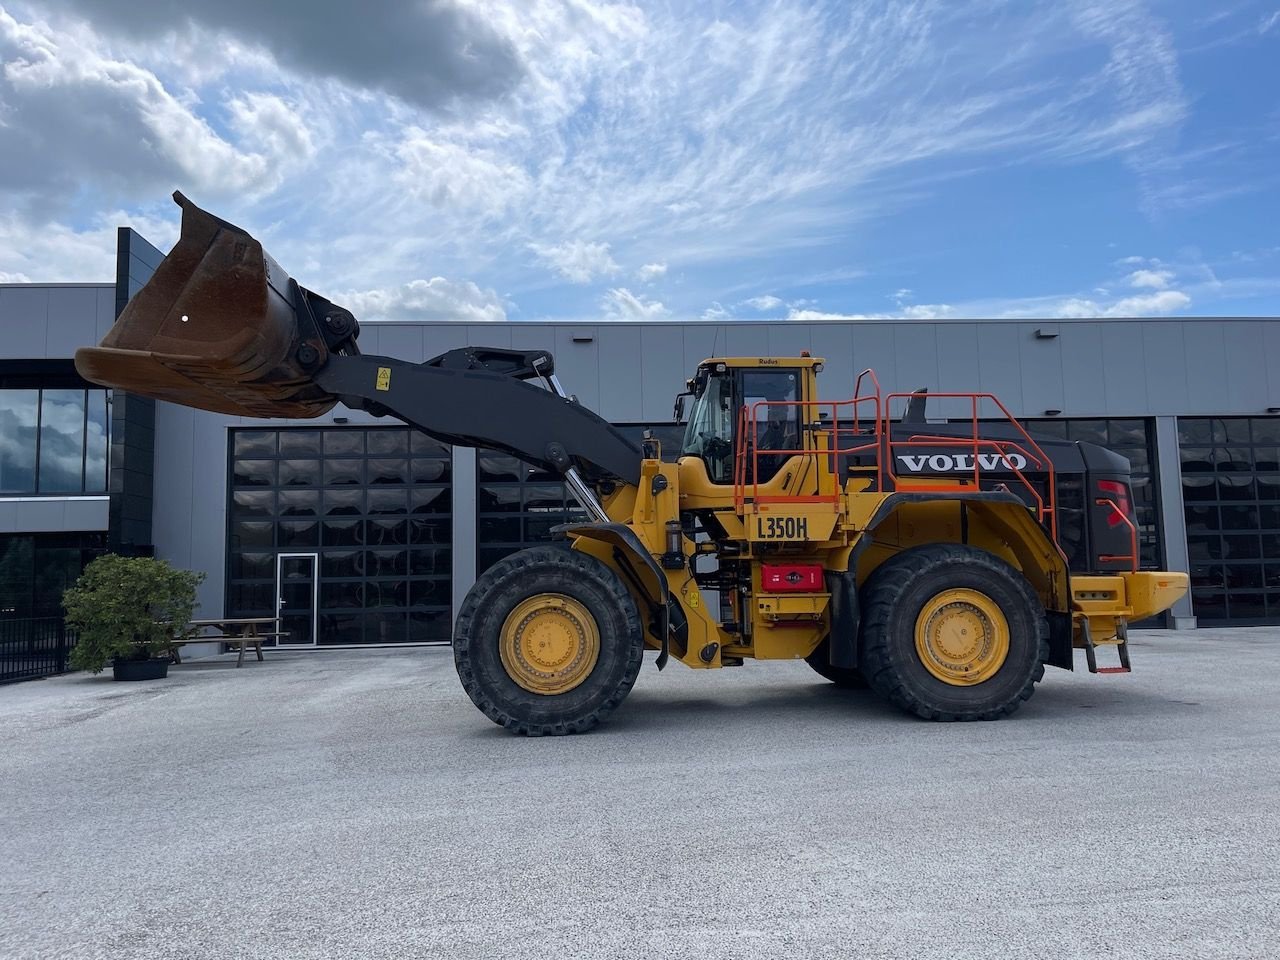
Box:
[1097,480,1132,528]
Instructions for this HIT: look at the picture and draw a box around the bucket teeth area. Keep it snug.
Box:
[73,191,339,419]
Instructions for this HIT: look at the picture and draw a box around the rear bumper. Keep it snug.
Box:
[1069,571,1190,644]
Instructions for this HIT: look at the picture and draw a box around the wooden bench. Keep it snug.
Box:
[170,618,289,667]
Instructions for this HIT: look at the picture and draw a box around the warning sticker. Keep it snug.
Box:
[375,367,392,392]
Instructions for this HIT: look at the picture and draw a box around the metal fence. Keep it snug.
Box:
[0,617,79,684]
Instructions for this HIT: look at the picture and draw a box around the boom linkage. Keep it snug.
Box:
[315,349,642,488]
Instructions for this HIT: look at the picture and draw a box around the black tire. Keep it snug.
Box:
[804,640,868,688]
[859,544,1048,721]
[453,544,644,736]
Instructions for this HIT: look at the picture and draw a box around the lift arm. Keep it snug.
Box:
[315,350,641,486]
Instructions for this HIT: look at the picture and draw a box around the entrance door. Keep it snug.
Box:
[276,553,318,646]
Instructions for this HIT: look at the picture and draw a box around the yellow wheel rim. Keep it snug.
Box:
[499,594,600,695]
[914,588,1010,686]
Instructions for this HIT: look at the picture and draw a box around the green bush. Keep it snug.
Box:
[63,555,206,674]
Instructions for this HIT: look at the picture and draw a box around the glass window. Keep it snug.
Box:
[324,459,364,486]
[367,430,408,455]
[324,489,364,516]
[409,609,451,641]
[231,521,274,549]
[368,459,408,485]
[233,459,276,487]
[279,520,319,548]
[0,533,106,618]
[278,459,320,487]
[234,431,276,457]
[1066,420,1107,445]
[278,489,319,516]
[232,490,273,517]
[324,431,364,456]
[85,391,108,492]
[680,371,736,483]
[1252,418,1280,444]
[226,426,453,645]
[367,489,408,515]
[0,390,39,493]
[1180,416,1280,623]
[36,389,86,493]
[367,516,408,546]
[279,430,322,455]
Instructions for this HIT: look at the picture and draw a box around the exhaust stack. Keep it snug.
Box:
[74,192,353,419]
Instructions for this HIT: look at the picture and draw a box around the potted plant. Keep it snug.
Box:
[63,555,206,681]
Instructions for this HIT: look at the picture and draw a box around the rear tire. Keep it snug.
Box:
[804,640,868,688]
[859,544,1048,721]
[453,544,644,736]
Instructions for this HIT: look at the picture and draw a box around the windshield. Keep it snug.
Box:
[680,371,734,482]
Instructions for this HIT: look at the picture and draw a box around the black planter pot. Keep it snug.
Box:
[112,658,169,682]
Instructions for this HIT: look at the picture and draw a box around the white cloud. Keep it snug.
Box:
[742,295,783,311]
[602,287,669,321]
[786,308,877,322]
[529,239,620,284]
[1126,268,1175,289]
[0,10,310,205]
[1260,11,1280,34]
[0,271,33,283]
[973,288,1193,319]
[392,131,530,215]
[0,215,117,281]
[899,303,955,319]
[701,302,730,321]
[1103,290,1192,316]
[0,0,1248,323]
[342,278,506,322]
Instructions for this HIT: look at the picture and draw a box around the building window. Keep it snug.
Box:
[225,427,453,644]
[0,533,107,618]
[0,389,109,495]
[477,453,587,576]
[1179,416,1280,625]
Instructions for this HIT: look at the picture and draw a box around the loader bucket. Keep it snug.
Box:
[74,192,340,419]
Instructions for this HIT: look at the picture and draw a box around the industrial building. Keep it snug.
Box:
[5,227,1280,663]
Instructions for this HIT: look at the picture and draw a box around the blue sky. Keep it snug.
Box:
[0,1,1276,322]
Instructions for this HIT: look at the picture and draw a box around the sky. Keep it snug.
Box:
[0,0,1277,323]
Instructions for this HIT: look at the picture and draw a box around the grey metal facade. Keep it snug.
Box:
[5,234,1280,638]
[0,283,116,537]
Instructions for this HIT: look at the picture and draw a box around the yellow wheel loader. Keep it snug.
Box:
[75,194,1189,735]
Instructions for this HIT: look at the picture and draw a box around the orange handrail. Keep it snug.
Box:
[1095,498,1139,573]
[732,371,1062,550]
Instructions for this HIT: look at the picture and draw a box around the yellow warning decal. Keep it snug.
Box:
[376,367,392,391]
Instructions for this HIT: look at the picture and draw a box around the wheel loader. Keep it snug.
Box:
[74,193,1189,735]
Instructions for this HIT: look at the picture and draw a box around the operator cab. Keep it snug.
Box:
[677,358,820,484]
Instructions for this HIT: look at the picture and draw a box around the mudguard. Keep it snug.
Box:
[554,522,675,669]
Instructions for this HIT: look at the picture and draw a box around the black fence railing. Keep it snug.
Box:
[0,617,79,684]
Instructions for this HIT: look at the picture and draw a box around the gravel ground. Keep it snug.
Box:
[1,628,1278,960]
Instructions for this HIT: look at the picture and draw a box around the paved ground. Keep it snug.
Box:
[1,629,1278,960]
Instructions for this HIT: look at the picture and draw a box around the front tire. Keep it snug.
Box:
[453,544,644,736]
[859,544,1048,721]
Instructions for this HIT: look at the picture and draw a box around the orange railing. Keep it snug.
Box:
[732,371,1058,542]
[1095,497,1139,572]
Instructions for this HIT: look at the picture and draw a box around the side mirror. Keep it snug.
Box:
[672,393,688,422]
